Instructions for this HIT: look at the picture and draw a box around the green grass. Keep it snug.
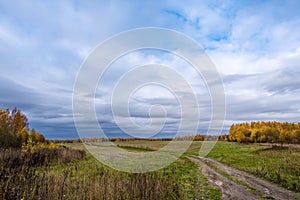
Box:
[207,142,300,192]
[55,142,221,199]
[59,140,300,197]
[161,157,221,200]
[114,140,300,192]
[117,145,155,152]
[114,140,170,150]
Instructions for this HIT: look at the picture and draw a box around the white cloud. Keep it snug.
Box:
[1,0,300,138]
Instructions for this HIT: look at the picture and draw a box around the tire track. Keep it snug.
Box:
[188,157,300,200]
[203,157,300,200]
[188,157,259,200]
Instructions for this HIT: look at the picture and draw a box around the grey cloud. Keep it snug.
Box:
[134,96,179,106]
[223,74,259,84]
[1,1,300,139]
[226,93,300,121]
[0,76,42,109]
[262,68,300,94]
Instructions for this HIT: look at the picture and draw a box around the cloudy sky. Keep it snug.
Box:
[1,0,300,139]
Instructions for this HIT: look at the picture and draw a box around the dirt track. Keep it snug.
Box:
[188,157,300,200]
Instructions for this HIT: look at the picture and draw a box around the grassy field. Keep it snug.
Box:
[207,142,300,192]
[115,140,300,192]
[66,142,221,200]
[2,141,299,199]
[0,143,221,200]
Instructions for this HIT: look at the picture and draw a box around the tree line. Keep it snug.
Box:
[0,108,46,148]
[52,135,206,144]
[227,121,300,144]
[4,108,299,146]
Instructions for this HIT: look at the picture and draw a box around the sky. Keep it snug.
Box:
[0,0,300,139]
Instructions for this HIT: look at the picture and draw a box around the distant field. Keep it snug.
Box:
[113,140,204,154]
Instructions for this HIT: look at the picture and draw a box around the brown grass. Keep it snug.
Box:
[0,148,181,200]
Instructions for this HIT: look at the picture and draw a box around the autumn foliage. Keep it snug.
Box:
[0,108,46,148]
[228,121,300,144]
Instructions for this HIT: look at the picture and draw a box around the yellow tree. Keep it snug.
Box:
[30,129,46,144]
[10,108,28,136]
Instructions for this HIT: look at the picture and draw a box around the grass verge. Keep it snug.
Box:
[207,142,300,192]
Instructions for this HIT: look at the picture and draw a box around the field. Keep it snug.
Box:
[0,142,220,200]
[115,141,300,194]
[207,142,300,192]
[1,141,300,199]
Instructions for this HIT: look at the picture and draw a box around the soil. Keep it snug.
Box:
[188,157,300,200]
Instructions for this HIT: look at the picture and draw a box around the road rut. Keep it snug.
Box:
[188,157,300,200]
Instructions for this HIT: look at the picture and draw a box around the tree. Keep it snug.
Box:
[16,126,29,145]
[0,126,18,148]
[228,121,300,144]
[295,130,300,143]
[9,108,28,136]
[0,108,45,148]
[236,132,245,143]
[30,128,46,144]
[279,130,292,146]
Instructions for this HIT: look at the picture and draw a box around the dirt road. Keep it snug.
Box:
[188,157,300,200]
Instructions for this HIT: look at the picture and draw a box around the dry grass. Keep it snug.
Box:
[0,148,85,167]
[0,166,178,200]
[0,148,182,200]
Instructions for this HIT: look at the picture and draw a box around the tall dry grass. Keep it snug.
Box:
[0,148,181,200]
[0,148,85,167]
